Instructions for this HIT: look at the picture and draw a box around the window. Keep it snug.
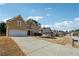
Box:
[17,20,21,26]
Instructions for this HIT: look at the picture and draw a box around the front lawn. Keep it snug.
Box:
[0,37,25,56]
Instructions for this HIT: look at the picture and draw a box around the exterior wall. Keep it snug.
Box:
[42,28,52,34]
[6,16,27,36]
[42,28,52,37]
[26,19,41,35]
[7,18,26,30]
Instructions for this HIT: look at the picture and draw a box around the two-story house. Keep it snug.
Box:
[6,15,41,37]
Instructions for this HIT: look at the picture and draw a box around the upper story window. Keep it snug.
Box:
[17,20,21,26]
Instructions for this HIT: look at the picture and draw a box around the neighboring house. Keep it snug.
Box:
[53,30,66,37]
[6,15,41,37]
[42,27,52,37]
[42,27,66,37]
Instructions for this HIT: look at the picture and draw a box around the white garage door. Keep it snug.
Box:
[9,30,27,37]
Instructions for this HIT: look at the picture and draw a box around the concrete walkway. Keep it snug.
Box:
[12,37,79,56]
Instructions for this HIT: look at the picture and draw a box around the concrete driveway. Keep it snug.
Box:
[12,37,79,56]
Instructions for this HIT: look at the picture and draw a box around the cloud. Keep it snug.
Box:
[52,17,79,31]
[53,21,72,31]
[3,18,11,22]
[38,16,79,31]
[74,17,79,22]
[41,24,52,28]
[27,16,44,21]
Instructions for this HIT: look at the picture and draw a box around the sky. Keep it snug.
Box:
[0,3,79,31]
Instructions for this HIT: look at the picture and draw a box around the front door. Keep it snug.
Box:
[27,30,31,36]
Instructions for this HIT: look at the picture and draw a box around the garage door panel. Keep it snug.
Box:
[9,30,27,37]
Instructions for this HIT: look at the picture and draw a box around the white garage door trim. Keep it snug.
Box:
[9,29,27,37]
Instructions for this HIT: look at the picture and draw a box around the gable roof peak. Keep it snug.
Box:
[7,15,24,22]
[15,15,22,19]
